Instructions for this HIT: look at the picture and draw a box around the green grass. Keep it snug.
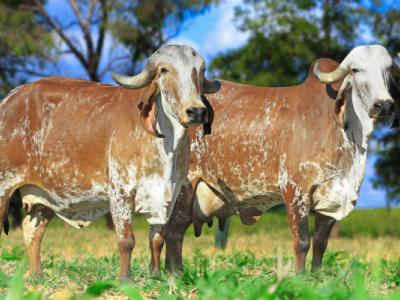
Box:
[0,208,400,299]
[1,248,400,299]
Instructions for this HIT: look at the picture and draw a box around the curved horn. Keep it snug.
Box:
[313,63,347,84]
[112,68,152,89]
[203,79,221,94]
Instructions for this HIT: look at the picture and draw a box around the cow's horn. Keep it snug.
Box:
[313,63,347,84]
[203,79,221,94]
[112,68,152,89]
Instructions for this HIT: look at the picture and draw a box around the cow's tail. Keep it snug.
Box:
[0,189,20,236]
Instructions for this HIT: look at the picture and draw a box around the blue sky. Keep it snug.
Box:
[48,0,397,209]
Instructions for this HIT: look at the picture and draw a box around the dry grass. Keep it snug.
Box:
[0,213,400,299]
[1,217,399,265]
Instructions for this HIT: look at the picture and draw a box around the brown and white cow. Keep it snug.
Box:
[0,44,220,279]
[150,45,399,273]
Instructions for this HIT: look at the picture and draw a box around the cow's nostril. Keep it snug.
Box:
[373,103,383,110]
[186,108,208,122]
[186,108,196,118]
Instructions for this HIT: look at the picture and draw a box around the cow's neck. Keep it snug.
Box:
[335,88,375,205]
[155,95,189,220]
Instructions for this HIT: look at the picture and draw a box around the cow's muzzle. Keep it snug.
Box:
[186,107,208,124]
[369,99,395,119]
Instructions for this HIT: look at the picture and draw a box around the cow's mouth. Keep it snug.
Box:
[369,100,395,119]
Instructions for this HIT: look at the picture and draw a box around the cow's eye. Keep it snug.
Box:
[160,67,169,74]
[351,68,360,73]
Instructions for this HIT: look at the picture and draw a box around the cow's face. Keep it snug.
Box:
[344,45,395,120]
[314,45,397,122]
[112,45,220,136]
[153,45,219,126]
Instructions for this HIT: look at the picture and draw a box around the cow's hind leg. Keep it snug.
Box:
[311,213,336,270]
[22,205,54,275]
[110,198,135,280]
[282,185,310,273]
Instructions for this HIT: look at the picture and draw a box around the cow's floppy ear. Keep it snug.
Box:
[334,75,351,128]
[138,81,164,138]
[201,95,214,136]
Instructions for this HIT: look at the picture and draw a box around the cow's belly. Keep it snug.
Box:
[195,178,283,222]
[19,184,109,228]
[237,191,284,212]
[217,178,283,211]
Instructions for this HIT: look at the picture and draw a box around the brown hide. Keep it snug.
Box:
[188,59,350,229]
[0,77,161,225]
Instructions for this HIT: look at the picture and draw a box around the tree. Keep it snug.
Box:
[371,2,400,209]
[111,0,218,75]
[210,0,368,86]
[30,0,217,82]
[0,0,53,97]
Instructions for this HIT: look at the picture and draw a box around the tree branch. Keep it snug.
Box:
[96,0,108,58]
[34,0,89,70]
[68,0,94,56]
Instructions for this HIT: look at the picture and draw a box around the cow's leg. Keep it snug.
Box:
[149,181,193,274]
[149,225,164,274]
[164,181,193,273]
[282,185,310,273]
[311,213,336,270]
[22,205,54,275]
[110,199,134,280]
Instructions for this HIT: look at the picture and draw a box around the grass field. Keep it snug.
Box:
[0,208,400,299]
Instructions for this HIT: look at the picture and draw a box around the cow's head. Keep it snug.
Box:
[112,45,220,137]
[313,45,398,127]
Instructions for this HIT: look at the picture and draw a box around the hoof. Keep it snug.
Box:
[118,275,133,283]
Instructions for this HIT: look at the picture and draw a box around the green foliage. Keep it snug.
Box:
[110,0,218,74]
[0,0,53,96]
[210,0,369,86]
[373,123,400,205]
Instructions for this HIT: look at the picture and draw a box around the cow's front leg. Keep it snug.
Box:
[149,225,164,274]
[282,185,310,273]
[164,181,193,273]
[110,198,134,280]
[149,181,193,274]
[311,212,336,270]
[22,205,54,275]
[164,224,187,273]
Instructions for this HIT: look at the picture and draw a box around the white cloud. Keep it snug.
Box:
[202,0,249,58]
